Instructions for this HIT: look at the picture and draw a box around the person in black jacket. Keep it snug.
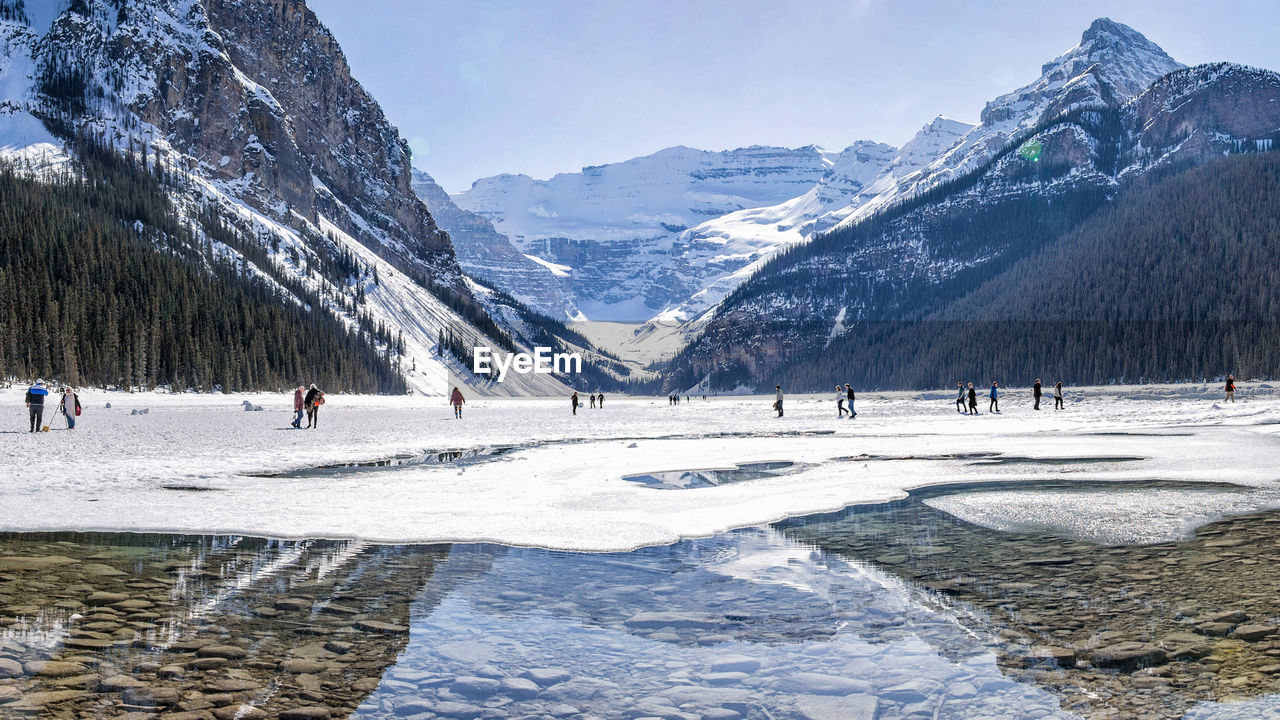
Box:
[967,383,979,415]
[1033,379,1043,410]
[303,384,324,429]
[845,384,856,419]
[25,379,49,432]
[1225,375,1237,403]
[571,391,579,415]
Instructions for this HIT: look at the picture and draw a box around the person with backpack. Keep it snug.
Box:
[846,384,857,419]
[1225,375,1237,403]
[774,385,784,417]
[450,386,466,418]
[303,384,324,428]
[1033,379,1043,411]
[967,383,979,415]
[989,382,1000,413]
[24,379,48,433]
[60,386,80,430]
[292,386,305,428]
[955,382,967,414]
[1054,381,1065,410]
[571,391,579,415]
[836,384,847,417]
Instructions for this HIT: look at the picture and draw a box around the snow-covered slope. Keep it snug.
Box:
[452,144,840,322]
[411,168,574,319]
[831,17,1184,232]
[0,0,570,396]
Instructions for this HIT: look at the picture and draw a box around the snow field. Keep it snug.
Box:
[2,383,1278,551]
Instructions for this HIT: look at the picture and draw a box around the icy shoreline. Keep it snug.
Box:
[2,384,1278,551]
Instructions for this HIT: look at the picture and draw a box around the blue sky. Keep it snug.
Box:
[306,0,1280,193]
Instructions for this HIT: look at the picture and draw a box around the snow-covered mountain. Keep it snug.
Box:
[668,19,1280,392]
[452,144,842,322]
[0,0,602,395]
[410,168,574,318]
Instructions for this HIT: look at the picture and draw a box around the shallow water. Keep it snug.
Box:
[5,481,1280,719]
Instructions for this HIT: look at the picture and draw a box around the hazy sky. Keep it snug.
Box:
[306,0,1280,193]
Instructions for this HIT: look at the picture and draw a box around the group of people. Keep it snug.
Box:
[570,391,606,414]
[22,379,80,432]
[291,384,326,428]
[955,380,1064,415]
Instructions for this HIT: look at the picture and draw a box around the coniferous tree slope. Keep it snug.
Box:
[778,152,1280,390]
[0,137,406,393]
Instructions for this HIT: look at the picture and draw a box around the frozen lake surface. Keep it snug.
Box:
[3,383,1280,550]
[5,384,1280,718]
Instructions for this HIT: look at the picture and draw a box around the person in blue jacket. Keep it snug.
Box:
[989,381,1000,413]
[25,379,49,432]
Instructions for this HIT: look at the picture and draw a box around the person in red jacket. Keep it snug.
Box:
[450,386,466,418]
[1225,375,1237,403]
[292,386,305,428]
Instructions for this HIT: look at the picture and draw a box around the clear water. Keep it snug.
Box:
[4,481,1280,719]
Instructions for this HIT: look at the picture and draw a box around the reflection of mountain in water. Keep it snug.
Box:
[775,482,1280,720]
[0,532,447,718]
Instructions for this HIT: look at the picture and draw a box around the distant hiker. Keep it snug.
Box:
[1033,379,1043,411]
[292,386,305,428]
[774,385,784,417]
[303,384,324,429]
[60,386,80,430]
[597,393,604,408]
[846,384,857,419]
[989,382,1000,413]
[450,386,466,418]
[589,393,596,409]
[1054,381,1064,410]
[956,382,967,414]
[571,391,580,415]
[25,379,48,433]
[1225,375,1237,403]
[967,383,978,415]
[836,385,847,417]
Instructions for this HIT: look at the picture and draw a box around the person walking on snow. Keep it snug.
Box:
[597,393,604,408]
[60,386,80,430]
[1054,381,1065,410]
[989,382,1000,413]
[1225,375,1237,403]
[967,383,979,415]
[589,393,596,409]
[774,385,784,417]
[836,385,847,417]
[303,384,324,429]
[571,391,579,415]
[1033,379,1043,411]
[956,382,967,414]
[292,386,305,428]
[25,379,48,433]
[450,386,466,418]
[846,384,857,419]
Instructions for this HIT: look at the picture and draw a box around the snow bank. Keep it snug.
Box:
[1,384,1277,551]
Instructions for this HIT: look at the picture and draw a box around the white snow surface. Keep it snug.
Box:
[3,383,1278,552]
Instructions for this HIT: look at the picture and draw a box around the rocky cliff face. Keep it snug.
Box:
[0,0,581,394]
[21,0,457,284]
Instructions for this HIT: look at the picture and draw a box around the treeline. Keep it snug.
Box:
[778,152,1280,389]
[0,132,406,393]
